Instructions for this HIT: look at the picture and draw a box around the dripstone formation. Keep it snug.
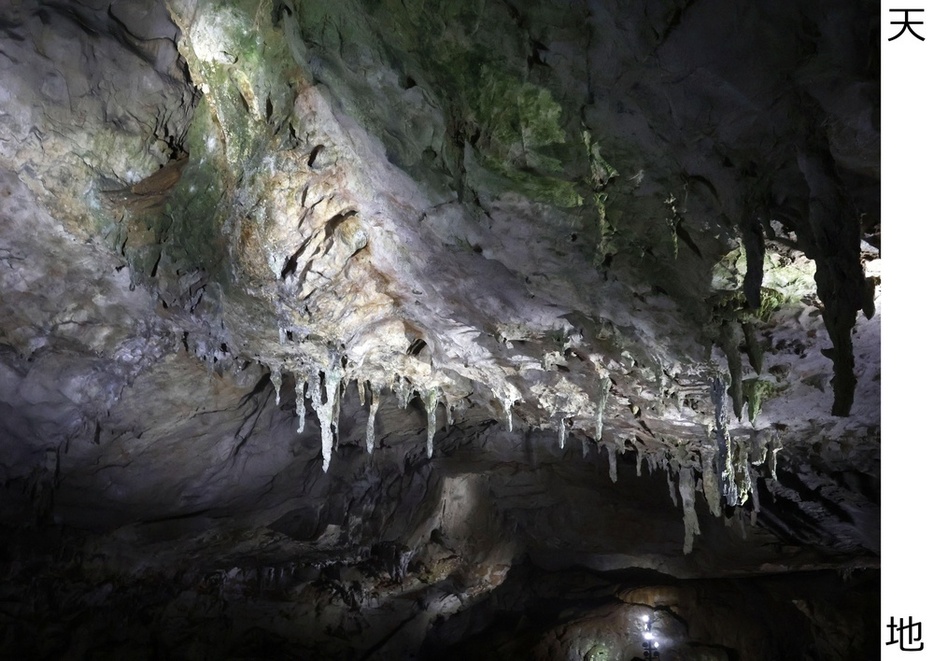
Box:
[0,1,880,658]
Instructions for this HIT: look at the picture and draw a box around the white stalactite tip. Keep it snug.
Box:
[321,435,332,472]
[271,367,282,406]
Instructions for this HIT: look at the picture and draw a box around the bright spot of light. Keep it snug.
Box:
[643,631,654,641]
[641,614,649,623]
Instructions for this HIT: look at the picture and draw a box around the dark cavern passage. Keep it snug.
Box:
[0,0,879,658]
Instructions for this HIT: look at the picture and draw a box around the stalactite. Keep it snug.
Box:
[734,438,752,506]
[750,470,761,526]
[768,434,782,480]
[678,467,701,554]
[700,442,722,517]
[718,323,745,419]
[666,467,678,507]
[712,376,739,506]
[324,366,341,453]
[324,366,341,446]
[394,375,415,409]
[595,376,610,441]
[271,366,282,406]
[607,444,617,483]
[493,386,520,432]
[295,376,307,433]
[367,387,380,454]
[424,389,439,459]
[308,369,332,472]
[558,416,566,449]
[309,369,322,407]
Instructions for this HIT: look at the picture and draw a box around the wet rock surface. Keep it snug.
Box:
[1,0,878,657]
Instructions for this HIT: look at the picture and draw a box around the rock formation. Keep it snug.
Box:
[0,0,880,657]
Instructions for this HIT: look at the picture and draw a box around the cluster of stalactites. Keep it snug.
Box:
[304,366,379,470]
[546,374,610,453]
[267,358,466,471]
[548,374,609,458]
[599,434,703,554]
[541,372,705,555]
[566,428,778,557]
[705,376,784,517]
[535,373,783,557]
[296,363,342,472]
[392,377,448,459]
[269,351,346,472]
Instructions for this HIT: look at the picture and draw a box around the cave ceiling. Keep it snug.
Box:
[0,0,880,657]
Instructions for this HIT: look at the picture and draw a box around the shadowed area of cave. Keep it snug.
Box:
[1,0,879,658]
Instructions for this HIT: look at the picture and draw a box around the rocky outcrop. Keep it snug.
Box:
[0,0,879,657]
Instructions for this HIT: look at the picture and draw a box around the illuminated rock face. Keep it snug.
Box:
[0,0,878,657]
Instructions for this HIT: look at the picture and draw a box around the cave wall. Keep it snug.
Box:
[0,0,879,658]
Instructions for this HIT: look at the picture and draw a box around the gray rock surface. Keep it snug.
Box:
[0,0,879,657]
